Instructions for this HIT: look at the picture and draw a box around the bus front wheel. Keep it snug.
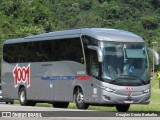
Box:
[75,88,89,109]
[116,104,130,112]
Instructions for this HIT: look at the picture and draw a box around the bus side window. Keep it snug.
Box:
[90,50,99,78]
[82,35,99,77]
[67,38,84,64]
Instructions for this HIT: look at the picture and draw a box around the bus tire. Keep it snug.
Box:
[19,87,29,106]
[52,102,69,108]
[10,101,14,104]
[116,104,130,112]
[75,88,89,109]
[27,101,36,106]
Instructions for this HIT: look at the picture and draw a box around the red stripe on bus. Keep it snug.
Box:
[76,76,90,80]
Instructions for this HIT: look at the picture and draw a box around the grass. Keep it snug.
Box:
[15,77,160,112]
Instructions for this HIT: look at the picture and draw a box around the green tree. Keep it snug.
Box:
[1,0,160,72]
[141,16,158,29]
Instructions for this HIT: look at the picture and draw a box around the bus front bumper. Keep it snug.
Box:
[100,90,150,104]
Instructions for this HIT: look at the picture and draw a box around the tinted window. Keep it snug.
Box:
[90,50,99,78]
[67,38,84,63]
[82,35,98,74]
[3,38,84,64]
[3,43,26,63]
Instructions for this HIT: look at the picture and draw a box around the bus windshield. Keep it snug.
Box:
[101,42,150,86]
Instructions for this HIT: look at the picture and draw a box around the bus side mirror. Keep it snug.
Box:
[148,48,160,65]
[87,45,103,62]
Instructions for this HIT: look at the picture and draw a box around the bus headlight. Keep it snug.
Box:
[143,89,150,93]
[105,87,116,92]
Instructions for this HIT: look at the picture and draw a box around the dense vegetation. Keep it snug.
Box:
[1,0,160,72]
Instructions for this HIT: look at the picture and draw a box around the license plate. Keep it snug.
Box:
[124,100,134,103]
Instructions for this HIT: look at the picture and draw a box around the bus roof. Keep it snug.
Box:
[4,28,144,44]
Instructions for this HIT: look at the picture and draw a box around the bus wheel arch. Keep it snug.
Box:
[18,85,25,95]
[73,86,89,109]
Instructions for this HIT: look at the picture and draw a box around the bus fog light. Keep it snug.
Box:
[103,95,111,100]
[143,89,150,93]
[146,97,150,101]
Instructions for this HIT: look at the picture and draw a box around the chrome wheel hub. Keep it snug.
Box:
[20,91,25,103]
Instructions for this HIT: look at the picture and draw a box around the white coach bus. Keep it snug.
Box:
[1,28,159,112]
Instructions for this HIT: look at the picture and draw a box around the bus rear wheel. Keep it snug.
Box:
[75,88,89,109]
[10,101,14,104]
[116,104,130,112]
[19,87,28,106]
[19,87,36,106]
[52,102,69,108]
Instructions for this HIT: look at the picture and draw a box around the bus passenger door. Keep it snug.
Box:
[89,50,100,79]
[85,49,100,103]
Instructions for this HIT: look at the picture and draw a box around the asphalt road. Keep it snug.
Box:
[0,103,159,120]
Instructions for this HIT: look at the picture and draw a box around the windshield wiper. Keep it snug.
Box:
[108,80,116,83]
[105,75,147,85]
[120,75,146,85]
[139,78,146,85]
[116,75,137,79]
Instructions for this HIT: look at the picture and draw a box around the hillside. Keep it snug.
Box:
[0,0,160,63]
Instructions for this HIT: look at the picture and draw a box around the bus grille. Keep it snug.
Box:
[116,91,142,96]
